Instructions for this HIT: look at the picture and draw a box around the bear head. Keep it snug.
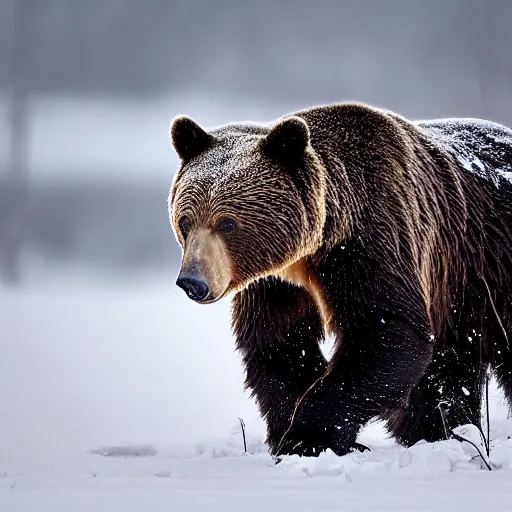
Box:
[169,115,326,303]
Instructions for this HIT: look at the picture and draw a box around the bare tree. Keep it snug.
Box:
[1,0,33,284]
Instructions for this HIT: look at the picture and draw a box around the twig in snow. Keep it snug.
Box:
[451,431,492,471]
[485,370,491,458]
[459,371,492,457]
[459,400,489,458]
[482,276,509,348]
[437,401,451,440]
[437,401,492,471]
[238,417,247,453]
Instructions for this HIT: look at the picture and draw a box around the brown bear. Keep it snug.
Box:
[169,102,512,457]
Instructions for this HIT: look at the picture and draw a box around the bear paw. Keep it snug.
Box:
[273,426,369,458]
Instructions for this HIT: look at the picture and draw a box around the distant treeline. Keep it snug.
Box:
[0,175,180,272]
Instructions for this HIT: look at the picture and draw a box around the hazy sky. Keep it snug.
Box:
[1,0,512,271]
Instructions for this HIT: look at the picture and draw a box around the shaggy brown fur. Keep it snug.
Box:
[169,103,512,457]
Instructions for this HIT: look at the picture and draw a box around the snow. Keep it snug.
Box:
[2,274,512,511]
[417,118,512,188]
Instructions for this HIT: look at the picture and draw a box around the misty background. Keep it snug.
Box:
[1,0,512,283]
[1,0,512,466]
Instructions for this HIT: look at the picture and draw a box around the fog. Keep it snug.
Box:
[1,0,512,279]
[0,0,511,490]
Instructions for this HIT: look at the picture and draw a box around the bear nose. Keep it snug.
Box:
[176,275,209,302]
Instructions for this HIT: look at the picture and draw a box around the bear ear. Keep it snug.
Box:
[170,116,214,162]
[261,116,310,161]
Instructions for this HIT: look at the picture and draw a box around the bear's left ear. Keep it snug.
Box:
[261,116,310,161]
[171,116,214,163]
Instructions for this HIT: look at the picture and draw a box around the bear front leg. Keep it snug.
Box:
[232,277,327,453]
[275,278,434,457]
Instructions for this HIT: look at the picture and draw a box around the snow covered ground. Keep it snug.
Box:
[1,274,512,511]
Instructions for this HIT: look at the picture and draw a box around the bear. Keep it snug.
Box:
[168,102,512,457]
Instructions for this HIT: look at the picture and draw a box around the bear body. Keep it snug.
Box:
[169,103,512,457]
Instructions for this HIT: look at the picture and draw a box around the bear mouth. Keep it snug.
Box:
[191,286,230,305]
[196,295,218,305]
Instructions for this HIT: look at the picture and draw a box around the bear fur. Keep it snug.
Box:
[169,103,512,457]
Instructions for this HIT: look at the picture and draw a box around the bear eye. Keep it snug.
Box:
[178,215,192,238]
[218,218,237,235]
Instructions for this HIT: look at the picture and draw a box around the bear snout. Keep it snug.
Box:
[176,274,210,303]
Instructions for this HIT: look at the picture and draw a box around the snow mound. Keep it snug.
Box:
[452,423,512,470]
[278,448,386,480]
[278,421,512,479]
[396,439,470,473]
[490,441,512,469]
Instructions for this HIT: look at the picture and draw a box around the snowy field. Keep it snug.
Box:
[1,273,512,511]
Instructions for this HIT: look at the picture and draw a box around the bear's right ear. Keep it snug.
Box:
[171,116,214,163]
